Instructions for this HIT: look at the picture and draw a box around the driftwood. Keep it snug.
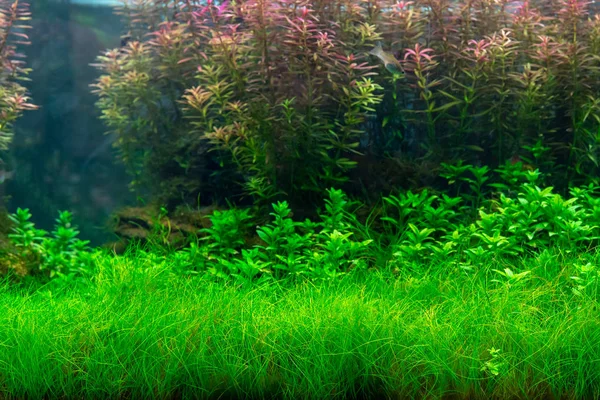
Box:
[107,205,221,252]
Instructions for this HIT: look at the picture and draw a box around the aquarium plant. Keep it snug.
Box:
[92,0,600,211]
[0,0,36,154]
[92,0,385,209]
[7,208,93,284]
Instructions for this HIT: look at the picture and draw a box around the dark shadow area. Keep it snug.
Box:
[8,0,132,246]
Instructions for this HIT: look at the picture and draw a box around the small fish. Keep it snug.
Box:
[369,43,404,75]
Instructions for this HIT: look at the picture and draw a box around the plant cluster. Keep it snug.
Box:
[162,174,600,296]
[170,188,372,286]
[7,208,94,285]
[92,0,385,208]
[0,0,36,155]
[381,179,600,275]
[93,0,600,210]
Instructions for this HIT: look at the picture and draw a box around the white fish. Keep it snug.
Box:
[369,43,404,74]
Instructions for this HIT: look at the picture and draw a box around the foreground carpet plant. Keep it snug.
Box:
[0,248,598,399]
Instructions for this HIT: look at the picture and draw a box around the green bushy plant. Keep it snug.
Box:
[172,188,371,285]
[7,207,46,265]
[158,177,600,287]
[255,200,314,280]
[569,262,600,301]
[310,188,372,279]
[199,207,253,281]
[8,208,93,284]
[201,208,252,257]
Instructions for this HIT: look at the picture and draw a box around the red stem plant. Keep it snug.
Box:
[94,0,383,208]
[93,0,600,209]
[0,0,36,156]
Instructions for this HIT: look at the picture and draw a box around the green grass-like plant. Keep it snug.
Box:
[0,243,599,399]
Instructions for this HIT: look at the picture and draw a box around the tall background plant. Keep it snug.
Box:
[93,0,600,212]
[0,0,36,157]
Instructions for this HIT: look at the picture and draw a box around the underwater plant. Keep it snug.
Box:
[93,0,384,209]
[8,208,93,283]
[94,0,600,212]
[0,0,36,154]
[373,0,600,190]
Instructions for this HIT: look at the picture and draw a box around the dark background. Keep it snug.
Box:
[8,0,132,246]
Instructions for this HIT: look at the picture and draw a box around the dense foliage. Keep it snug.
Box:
[0,249,599,399]
[4,3,600,397]
[6,208,94,286]
[93,0,600,210]
[0,0,35,156]
[3,170,600,399]
[165,180,600,295]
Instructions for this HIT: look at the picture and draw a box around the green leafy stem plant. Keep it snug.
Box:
[175,188,370,286]
[8,208,94,284]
